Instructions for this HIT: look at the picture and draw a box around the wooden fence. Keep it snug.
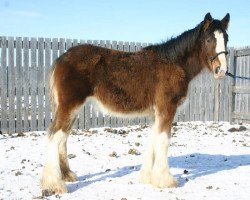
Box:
[0,36,249,134]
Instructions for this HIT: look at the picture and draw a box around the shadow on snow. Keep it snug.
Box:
[68,153,250,192]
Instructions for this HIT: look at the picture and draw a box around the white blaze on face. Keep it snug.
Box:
[214,30,227,72]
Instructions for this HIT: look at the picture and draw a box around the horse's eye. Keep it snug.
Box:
[206,39,211,43]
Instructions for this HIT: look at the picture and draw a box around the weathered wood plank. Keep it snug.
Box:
[232,112,250,120]
[0,36,8,133]
[247,55,250,122]
[142,43,147,48]
[23,37,30,132]
[8,37,15,133]
[30,38,38,131]
[37,38,45,131]
[209,74,215,121]
[78,106,85,130]
[237,55,243,123]
[91,103,98,128]
[235,48,250,57]
[219,77,226,121]
[136,42,141,52]
[189,80,195,121]
[59,38,65,56]
[232,86,250,94]
[242,55,250,123]
[80,39,86,44]
[124,41,129,52]
[93,40,99,47]
[214,80,220,122]
[228,48,235,122]
[52,38,58,62]
[84,100,91,130]
[106,40,111,49]
[15,37,23,133]
[44,38,52,130]
[73,39,78,47]
[130,42,136,53]
[197,73,204,121]
[111,40,117,50]
[66,38,72,50]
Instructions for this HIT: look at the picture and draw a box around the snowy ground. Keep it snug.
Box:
[0,121,250,200]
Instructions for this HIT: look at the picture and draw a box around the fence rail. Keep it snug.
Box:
[0,36,249,134]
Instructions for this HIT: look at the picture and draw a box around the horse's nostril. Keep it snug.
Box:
[215,66,220,74]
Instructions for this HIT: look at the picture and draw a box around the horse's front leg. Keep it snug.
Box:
[141,103,178,188]
[150,133,177,188]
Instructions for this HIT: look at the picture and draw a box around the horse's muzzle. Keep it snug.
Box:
[214,66,226,79]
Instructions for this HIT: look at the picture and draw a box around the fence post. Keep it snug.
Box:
[228,47,235,123]
[214,80,220,121]
[0,36,8,134]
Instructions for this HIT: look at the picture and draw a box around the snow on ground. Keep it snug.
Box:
[0,121,250,200]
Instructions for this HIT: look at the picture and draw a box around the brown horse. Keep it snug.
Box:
[41,13,230,195]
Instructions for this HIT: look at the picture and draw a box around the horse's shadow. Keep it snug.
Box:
[68,165,141,192]
[68,153,250,192]
[170,153,250,186]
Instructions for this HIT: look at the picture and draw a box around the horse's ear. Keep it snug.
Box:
[203,13,213,31]
[221,13,230,30]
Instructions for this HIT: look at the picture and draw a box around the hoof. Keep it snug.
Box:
[151,169,178,188]
[42,189,55,197]
[41,178,68,195]
[63,170,78,182]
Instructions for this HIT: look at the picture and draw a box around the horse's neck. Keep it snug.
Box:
[181,45,205,81]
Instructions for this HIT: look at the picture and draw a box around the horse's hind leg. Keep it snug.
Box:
[41,103,81,195]
[59,128,78,182]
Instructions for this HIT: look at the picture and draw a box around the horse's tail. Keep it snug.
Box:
[49,62,59,115]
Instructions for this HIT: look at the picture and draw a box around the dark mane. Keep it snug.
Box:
[144,22,203,61]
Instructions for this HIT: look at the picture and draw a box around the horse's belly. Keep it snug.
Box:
[92,84,154,117]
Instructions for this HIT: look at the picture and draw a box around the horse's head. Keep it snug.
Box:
[202,13,230,79]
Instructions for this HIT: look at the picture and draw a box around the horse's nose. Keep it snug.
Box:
[215,66,220,74]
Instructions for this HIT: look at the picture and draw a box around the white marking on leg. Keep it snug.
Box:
[47,130,67,174]
[214,30,227,72]
[42,130,68,193]
[140,131,155,183]
[140,115,160,183]
[154,132,170,170]
[151,132,177,188]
